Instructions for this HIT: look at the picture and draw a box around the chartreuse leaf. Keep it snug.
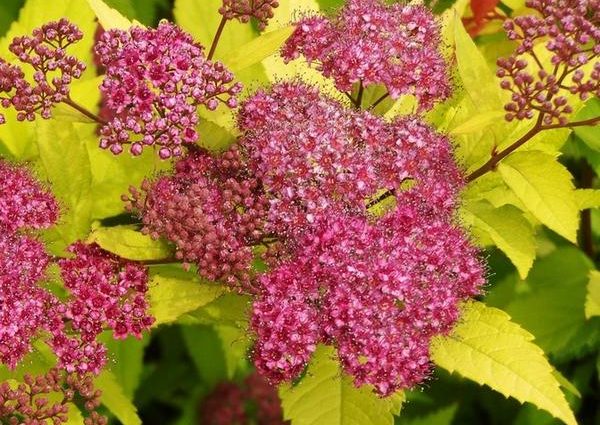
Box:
[279,345,404,425]
[148,265,224,326]
[181,325,228,388]
[462,200,535,278]
[95,370,142,425]
[103,334,147,398]
[88,225,172,261]
[585,271,600,319]
[86,0,133,30]
[222,25,296,73]
[431,301,576,425]
[36,121,93,253]
[498,248,600,361]
[575,189,600,210]
[397,404,458,425]
[573,98,600,151]
[497,151,578,242]
[64,405,85,425]
[449,111,506,135]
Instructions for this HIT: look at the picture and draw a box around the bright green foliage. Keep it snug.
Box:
[431,301,576,425]
[87,0,133,29]
[461,200,535,278]
[88,225,172,261]
[498,151,579,242]
[103,335,147,398]
[575,189,600,210]
[279,345,405,425]
[95,371,142,425]
[397,404,458,425]
[148,266,224,326]
[585,271,600,319]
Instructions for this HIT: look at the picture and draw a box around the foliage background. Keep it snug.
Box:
[0,0,598,424]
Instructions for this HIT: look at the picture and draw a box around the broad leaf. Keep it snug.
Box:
[95,370,142,425]
[148,266,224,326]
[89,225,172,261]
[575,189,600,210]
[573,98,600,151]
[498,151,578,242]
[181,325,228,388]
[585,271,600,319]
[397,404,458,425]
[279,345,404,425]
[462,200,535,278]
[103,335,147,398]
[86,0,133,30]
[431,301,576,425]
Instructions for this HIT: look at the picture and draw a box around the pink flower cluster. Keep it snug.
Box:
[126,146,269,289]
[95,21,242,158]
[0,369,106,425]
[199,372,288,425]
[0,19,86,123]
[498,0,599,124]
[219,0,280,30]
[281,0,451,110]
[0,158,153,377]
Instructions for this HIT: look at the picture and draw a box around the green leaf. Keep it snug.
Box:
[179,291,250,328]
[573,98,600,151]
[89,225,172,261]
[95,370,142,425]
[36,121,93,253]
[279,345,404,425]
[397,403,458,425]
[103,335,147,398]
[148,266,224,326]
[503,247,600,360]
[431,301,576,425]
[575,189,600,210]
[497,151,578,242]
[222,25,296,73]
[462,200,535,278]
[181,325,228,388]
[585,270,600,319]
[449,111,506,135]
[86,0,133,30]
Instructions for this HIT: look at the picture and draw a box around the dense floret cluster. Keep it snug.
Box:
[95,21,242,158]
[497,0,599,124]
[0,19,86,123]
[219,0,279,30]
[281,0,451,110]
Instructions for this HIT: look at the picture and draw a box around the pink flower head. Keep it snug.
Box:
[219,0,280,30]
[126,147,269,290]
[0,158,59,233]
[497,0,599,124]
[4,19,86,121]
[95,21,242,158]
[0,233,60,369]
[282,0,451,110]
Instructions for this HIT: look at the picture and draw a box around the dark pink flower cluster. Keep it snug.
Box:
[0,369,106,425]
[498,0,599,124]
[219,0,279,30]
[281,0,451,110]
[198,372,288,425]
[95,21,242,158]
[0,19,86,123]
[240,82,484,395]
[54,242,154,374]
[126,146,269,289]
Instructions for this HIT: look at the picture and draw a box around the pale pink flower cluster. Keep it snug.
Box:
[281,0,451,110]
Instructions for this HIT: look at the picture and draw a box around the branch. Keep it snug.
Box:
[62,97,107,125]
[207,16,227,61]
[368,92,390,111]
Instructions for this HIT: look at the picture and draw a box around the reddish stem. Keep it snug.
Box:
[207,16,228,61]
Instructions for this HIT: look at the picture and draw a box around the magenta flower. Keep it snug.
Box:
[282,0,451,110]
[95,21,242,158]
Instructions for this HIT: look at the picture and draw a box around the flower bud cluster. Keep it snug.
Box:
[219,0,280,30]
[199,372,288,425]
[498,0,599,124]
[0,369,106,425]
[281,0,451,110]
[126,146,269,290]
[95,21,242,158]
[0,19,86,123]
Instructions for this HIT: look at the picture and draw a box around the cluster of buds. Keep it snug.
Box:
[281,0,451,110]
[497,0,599,124]
[219,0,280,30]
[0,369,106,425]
[126,146,269,290]
[198,372,288,425]
[0,19,86,123]
[95,21,242,158]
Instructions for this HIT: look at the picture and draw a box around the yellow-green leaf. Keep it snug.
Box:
[86,0,133,30]
[279,345,404,425]
[88,225,172,261]
[575,189,600,210]
[462,200,535,278]
[449,111,506,135]
[222,25,295,73]
[95,370,141,425]
[431,301,576,425]
[585,271,600,319]
[497,151,578,242]
[149,266,224,326]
